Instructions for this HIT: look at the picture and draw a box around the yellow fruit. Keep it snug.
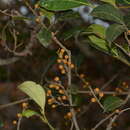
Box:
[62,59,67,64]
[22,102,28,108]
[94,88,100,93]
[51,104,57,108]
[59,65,64,70]
[61,69,66,74]
[57,97,62,101]
[122,82,127,86]
[67,112,72,118]
[59,89,64,94]
[99,92,104,97]
[49,84,54,88]
[34,4,39,8]
[85,82,89,86]
[79,74,85,78]
[57,59,62,63]
[47,90,52,95]
[35,17,40,23]
[55,86,60,90]
[17,113,22,118]
[54,76,60,81]
[64,55,69,59]
[62,96,67,100]
[115,109,120,113]
[12,120,17,125]
[91,98,96,103]
[61,49,65,53]
[70,64,74,69]
[48,98,54,104]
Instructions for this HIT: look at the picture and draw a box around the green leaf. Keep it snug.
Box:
[40,0,91,11]
[73,95,82,106]
[37,28,52,48]
[103,96,123,112]
[18,81,46,111]
[88,35,130,66]
[22,109,39,118]
[106,24,126,43]
[91,4,124,24]
[89,35,109,53]
[100,0,116,7]
[86,24,106,39]
[62,26,84,41]
[39,8,54,21]
[123,0,130,4]
[56,11,80,21]
[124,14,130,28]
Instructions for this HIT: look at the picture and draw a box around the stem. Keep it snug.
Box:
[41,111,55,130]
[52,33,80,130]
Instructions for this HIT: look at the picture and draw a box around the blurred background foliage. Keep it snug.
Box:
[0,0,130,130]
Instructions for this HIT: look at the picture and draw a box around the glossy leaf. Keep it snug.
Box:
[106,24,126,43]
[89,35,111,55]
[91,4,124,24]
[123,0,130,4]
[37,28,52,48]
[22,109,39,118]
[86,24,106,39]
[88,35,130,66]
[103,96,123,112]
[62,27,84,41]
[56,11,80,21]
[18,81,46,111]
[40,0,91,11]
[100,0,116,7]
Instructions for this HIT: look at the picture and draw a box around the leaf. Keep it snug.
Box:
[88,35,130,66]
[37,28,52,48]
[70,84,79,95]
[86,24,106,39]
[56,11,80,21]
[62,26,84,41]
[103,96,123,112]
[39,8,54,21]
[73,95,82,106]
[40,0,91,11]
[91,4,124,24]
[106,24,126,43]
[124,14,130,28]
[22,109,39,118]
[89,35,109,53]
[100,0,116,7]
[123,0,130,4]
[18,81,46,111]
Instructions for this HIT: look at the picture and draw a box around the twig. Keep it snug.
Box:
[106,115,117,130]
[17,115,23,130]
[106,108,130,130]
[77,90,129,95]
[76,73,104,110]
[0,98,30,110]
[0,57,19,66]
[125,32,130,46]
[52,32,80,130]
[100,72,120,90]
[91,111,116,130]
